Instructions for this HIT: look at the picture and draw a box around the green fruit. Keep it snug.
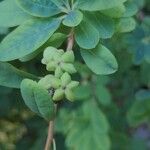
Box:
[43,47,58,64]
[51,78,61,89]
[61,63,77,74]
[53,88,64,101]
[38,75,54,89]
[67,81,79,89]
[55,67,63,78]
[46,61,57,71]
[61,50,75,63]
[53,49,64,60]
[61,72,71,87]
[58,49,65,55]
[65,89,74,101]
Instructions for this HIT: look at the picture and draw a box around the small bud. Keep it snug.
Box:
[43,47,58,63]
[61,50,75,63]
[46,61,57,71]
[38,75,54,89]
[67,81,79,89]
[55,67,63,78]
[51,78,61,89]
[53,88,65,101]
[61,72,71,87]
[58,49,65,55]
[53,49,64,60]
[65,89,75,102]
[61,63,77,74]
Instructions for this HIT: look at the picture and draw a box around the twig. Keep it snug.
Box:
[44,105,57,150]
[67,29,74,51]
[44,121,54,150]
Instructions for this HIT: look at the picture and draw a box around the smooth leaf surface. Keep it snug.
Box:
[101,4,126,18]
[0,0,31,27]
[95,85,111,106]
[19,33,66,62]
[123,1,138,17]
[78,0,127,11]
[0,18,61,61]
[117,17,136,33]
[63,10,83,27]
[127,97,150,127]
[0,62,37,88]
[75,21,99,49]
[81,44,118,75]
[65,101,110,150]
[21,79,40,115]
[85,13,115,39]
[46,32,67,48]
[74,85,92,100]
[21,79,55,121]
[34,84,55,121]
[16,0,61,17]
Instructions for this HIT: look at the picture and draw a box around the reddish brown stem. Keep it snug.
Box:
[67,29,74,51]
[44,121,54,150]
[44,105,57,150]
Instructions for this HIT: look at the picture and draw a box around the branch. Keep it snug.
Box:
[44,121,54,150]
[67,29,74,51]
[44,105,57,150]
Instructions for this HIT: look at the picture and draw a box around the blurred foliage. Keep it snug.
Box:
[0,0,150,150]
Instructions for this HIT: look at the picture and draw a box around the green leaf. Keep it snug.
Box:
[21,79,55,121]
[46,32,67,48]
[34,83,55,121]
[16,0,61,17]
[84,13,115,39]
[65,101,110,150]
[19,50,42,62]
[63,10,83,27]
[80,44,118,75]
[101,4,126,18]
[78,0,127,11]
[123,1,138,17]
[20,79,40,115]
[135,89,150,100]
[127,90,150,127]
[19,33,67,62]
[0,18,61,61]
[117,17,136,33]
[95,85,112,106]
[75,21,99,49]
[127,99,150,127]
[74,84,92,100]
[0,0,31,27]
[0,62,37,88]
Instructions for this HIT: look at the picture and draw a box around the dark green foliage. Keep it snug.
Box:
[0,0,149,149]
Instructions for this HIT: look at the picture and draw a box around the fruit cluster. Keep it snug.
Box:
[38,47,79,102]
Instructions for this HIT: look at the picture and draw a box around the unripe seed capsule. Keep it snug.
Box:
[61,72,71,86]
[53,88,65,101]
[61,50,75,63]
[38,75,54,89]
[43,46,58,63]
[67,81,79,89]
[46,61,57,71]
[58,49,65,55]
[61,63,77,74]
[51,78,61,89]
[65,89,74,102]
[55,67,63,78]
